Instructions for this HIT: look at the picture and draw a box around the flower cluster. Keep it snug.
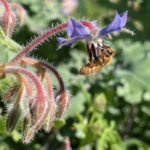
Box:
[0,0,71,144]
[1,58,70,143]
[0,1,132,144]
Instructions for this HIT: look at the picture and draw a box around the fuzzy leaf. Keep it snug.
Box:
[114,40,150,104]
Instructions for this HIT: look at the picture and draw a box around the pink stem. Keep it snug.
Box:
[10,2,23,13]
[1,0,10,11]
[22,76,32,97]
[8,20,96,65]
[40,62,65,91]
[1,0,16,36]
[45,72,53,99]
[4,66,44,97]
[20,57,65,91]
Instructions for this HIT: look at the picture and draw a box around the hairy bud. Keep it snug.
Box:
[29,95,49,131]
[55,90,70,118]
[22,113,35,143]
[0,0,16,36]
[43,100,56,132]
[6,84,24,132]
[10,3,26,26]
[6,103,22,132]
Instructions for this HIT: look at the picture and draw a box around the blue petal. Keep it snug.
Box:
[64,38,79,46]
[67,17,73,37]
[119,10,128,27]
[99,10,122,36]
[57,36,86,49]
[57,37,79,48]
[57,37,66,43]
[67,17,90,38]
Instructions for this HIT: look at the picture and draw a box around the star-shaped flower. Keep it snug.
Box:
[57,10,128,49]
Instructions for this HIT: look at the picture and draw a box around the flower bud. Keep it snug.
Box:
[6,103,22,132]
[43,100,56,132]
[22,113,35,143]
[1,0,16,36]
[55,90,70,118]
[10,3,26,26]
[6,83,24,132]
[29,95,49,131]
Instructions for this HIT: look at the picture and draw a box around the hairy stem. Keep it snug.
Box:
[1,0,10,11]
[0,27,22,51]
[4,66,44,96]
[8,20,96,65]
[21,57,65,91]
[1,0,16,36]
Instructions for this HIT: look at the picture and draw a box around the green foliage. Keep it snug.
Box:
[113,40,150,104]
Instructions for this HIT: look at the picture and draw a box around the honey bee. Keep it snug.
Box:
[80,45,115,75]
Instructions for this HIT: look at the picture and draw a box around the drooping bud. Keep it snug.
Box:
[29,95,49,131]
[22,113,35,144]
[43,100,56,132]
[22,96,52,143]
[55,90,70,118]
[10,3,26,26]
[40,71,56,131]
[6,103,22,132]
[6,84,24,132]
[0,0,16,36]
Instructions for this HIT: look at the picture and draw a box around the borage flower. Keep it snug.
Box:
[57,10,129,51]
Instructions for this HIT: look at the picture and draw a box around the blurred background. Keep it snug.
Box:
[0,0,150,150]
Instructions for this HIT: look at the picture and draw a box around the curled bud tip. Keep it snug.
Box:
[10,3,26,26]
[0,0,16,36]
[55,90,70,118]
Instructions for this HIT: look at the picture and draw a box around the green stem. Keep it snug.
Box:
[0,27,22,52]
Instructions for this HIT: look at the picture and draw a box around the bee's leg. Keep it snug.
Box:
[87,44,94,66]
[91,44,98,60]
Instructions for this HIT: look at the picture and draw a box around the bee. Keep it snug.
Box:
[80,44,115,75]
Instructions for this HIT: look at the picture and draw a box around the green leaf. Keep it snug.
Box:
[53,118,65,128]
[64,92,85,118]
[114,40,150,104]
